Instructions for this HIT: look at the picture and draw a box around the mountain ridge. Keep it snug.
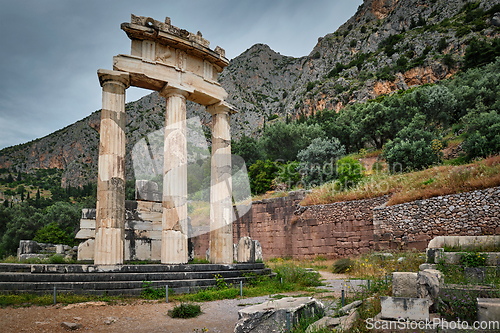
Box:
[1,0,499,186]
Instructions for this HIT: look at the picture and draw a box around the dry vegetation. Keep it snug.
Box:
[301,155,500,206]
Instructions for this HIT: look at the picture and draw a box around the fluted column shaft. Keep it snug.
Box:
[160,88,189,264]
[95,69,130,265]
[207,105,233,264]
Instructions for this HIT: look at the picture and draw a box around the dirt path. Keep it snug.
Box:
[0,296,275,333]
[0,271,357,332]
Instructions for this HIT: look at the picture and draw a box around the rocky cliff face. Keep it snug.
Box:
[1,0,499,186]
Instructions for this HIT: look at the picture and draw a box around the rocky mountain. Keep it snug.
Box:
[1,0,499,186]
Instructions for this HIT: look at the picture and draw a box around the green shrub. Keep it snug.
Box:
[168,303,202,319]
[332,258,353,273]
[335,156,364,190]
[297,137,346,187]
[350,39,357,48]
[248,160,280,194]
[463,111,500,159]
[442,54,456,68]
[395,56,408,72]
[33,222,74,246]
[383,114,441,171]
[327,62,346,78]
[311,51,321,60]
[460,252,487,267]
[232,135,262,166]
[47,254,66,264]
[141,281,167,299]
[437,37,448,52]
[306,81,319,92]
[275,161,301,190]
[375,66,395,81]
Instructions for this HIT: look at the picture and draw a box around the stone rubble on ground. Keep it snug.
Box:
[234,297,323,333]
[60,322,82,330]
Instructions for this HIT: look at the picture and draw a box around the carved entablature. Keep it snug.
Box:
[124,14,227,69]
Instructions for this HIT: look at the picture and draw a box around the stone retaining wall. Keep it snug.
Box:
[290,196,387,258]
[373,186,500,249]
[76,186,500,261]
[227,193,387,260]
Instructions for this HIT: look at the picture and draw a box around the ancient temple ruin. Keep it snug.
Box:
[95,15,236,265]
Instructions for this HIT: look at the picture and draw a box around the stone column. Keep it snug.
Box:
[207,103,233,264]
[160,87,189,264]
[95,69,130,265]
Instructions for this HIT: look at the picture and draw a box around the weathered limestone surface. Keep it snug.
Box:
[428,235,500,250]
[380,297,431,321]
[417,269,442,302]
[234,297,324,333]
[161,88,189,264]
[237,237,255,263]
[392,272,418,298]
[208,103,234,264]
[94,69,130,265]
[477,298,500,322]
[78,239,95,261]
[254,240,263,262]
[135,180,161,202]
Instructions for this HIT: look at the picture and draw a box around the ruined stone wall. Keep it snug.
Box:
[228,193,387,260]
[291,196,387,259]
[232,191,306,259]
[373,186,500,250]
[77,186,500,261]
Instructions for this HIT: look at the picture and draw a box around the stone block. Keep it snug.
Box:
[305,316,344,333]
[56,244,65,255]
[392,272,418,298]
[77,239,94,261]
[426,248,443,263]
[464,267,486,283]
[233,243,238,262]
[408,240,427,251]
[81,208,96,220]
[477,298,500,322]
[380,297,431,321]
[135,180,162,202]
[75,229,95,240]
[80,219,96,229]
[18,240,39,255]
[417,269,442,311]
[234,297,324,333]
[19,253,48,261]
[134,240,153,260]
[237,237,255,263]
[61,322,82,330]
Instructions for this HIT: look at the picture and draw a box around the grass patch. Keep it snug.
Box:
[340,250,424,279]
[332,258,353,274]
[302,154,500,206]
[0,292,127,307]
[168,303,202,318]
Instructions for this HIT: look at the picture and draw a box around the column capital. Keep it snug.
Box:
[207,101,238,115]
[159,83,193,99]
[97,69,130,88]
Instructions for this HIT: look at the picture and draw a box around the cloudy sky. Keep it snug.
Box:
[0,0,363,150]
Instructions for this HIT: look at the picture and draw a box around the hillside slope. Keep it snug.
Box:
[1,0,499,186]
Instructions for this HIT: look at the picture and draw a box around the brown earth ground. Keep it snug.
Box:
[0,271,356,333]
